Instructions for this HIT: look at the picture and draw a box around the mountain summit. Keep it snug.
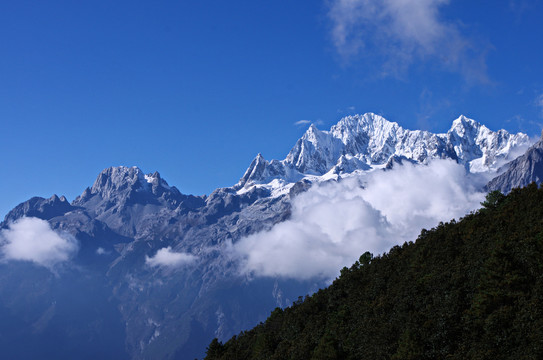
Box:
[237,113,531,191]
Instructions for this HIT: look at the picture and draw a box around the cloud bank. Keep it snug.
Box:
[234,160,486,281]
[146,246,197,268]
[327,0,488,81]
[0,217,78,269]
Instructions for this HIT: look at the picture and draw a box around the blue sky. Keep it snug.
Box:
[1,0,543,218]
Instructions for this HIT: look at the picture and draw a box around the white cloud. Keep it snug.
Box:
[234,160,486,281]
[145,246,197,268]
[295,119,325,127]
[327,0,488,81]
[96,247,110,255]
[0,217,78,269]
[294,120,312,126]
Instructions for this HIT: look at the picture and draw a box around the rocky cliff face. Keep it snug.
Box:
[486,132,543,194]
[0,113,532,359]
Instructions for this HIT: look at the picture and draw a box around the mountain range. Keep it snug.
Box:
[0,113,538,359]
[237,113,530,193]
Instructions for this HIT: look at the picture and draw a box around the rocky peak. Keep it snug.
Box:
[443,115,531,172]
[3,194,74,224]
[448,115,481,137]
[331,113,397,140]
[90,166,146,198]
[237,154,268,188]
[69,166,187,213]
[87,166,181,199]
[143,171,179,197]
[285,123,343,174]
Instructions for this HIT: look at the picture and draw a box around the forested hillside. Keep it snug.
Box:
[204,184,543,359]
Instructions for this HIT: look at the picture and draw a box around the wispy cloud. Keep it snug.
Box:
[146,246,197,268]
[234,160,485,281]
[294,120,312,126]
[509,0,533,21]
[295,119,325,127]
[0,217,78,270]
[327,0,489,82]
[536,93,543,117]
[96,247,110,255]
[337,106,357,114]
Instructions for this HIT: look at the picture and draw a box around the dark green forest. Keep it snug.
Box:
[204,184,543,359]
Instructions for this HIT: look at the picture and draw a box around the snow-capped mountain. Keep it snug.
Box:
[237,113,531,193]
[487,131,543,194]
[0,113,532,360]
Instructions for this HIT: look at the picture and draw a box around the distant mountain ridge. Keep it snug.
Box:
[0,113,534,360]
[237,113,531,194]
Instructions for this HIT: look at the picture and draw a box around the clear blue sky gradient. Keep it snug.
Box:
[1,0,543,218]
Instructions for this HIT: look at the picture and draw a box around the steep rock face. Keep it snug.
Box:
[71,166,206,237]
[286,124,345,174]
[487,134,543,194]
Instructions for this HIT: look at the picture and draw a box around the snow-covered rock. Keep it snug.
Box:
[237,113,531,194]
[487,132,543,194]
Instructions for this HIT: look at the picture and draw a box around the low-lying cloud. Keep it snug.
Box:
[0,217,78,269]
[146,246,197,268]
[234,160,486,281]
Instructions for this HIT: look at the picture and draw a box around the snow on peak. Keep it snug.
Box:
[448,115,484,138]
[236,112,532,194]
[144,171,171,190]
[445,115,530,172]
[238,154,268,186]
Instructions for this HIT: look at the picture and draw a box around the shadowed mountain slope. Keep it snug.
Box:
[204,183,543,360]
[487,132,543,194]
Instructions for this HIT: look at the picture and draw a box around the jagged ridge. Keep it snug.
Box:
[237,113,531,191]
